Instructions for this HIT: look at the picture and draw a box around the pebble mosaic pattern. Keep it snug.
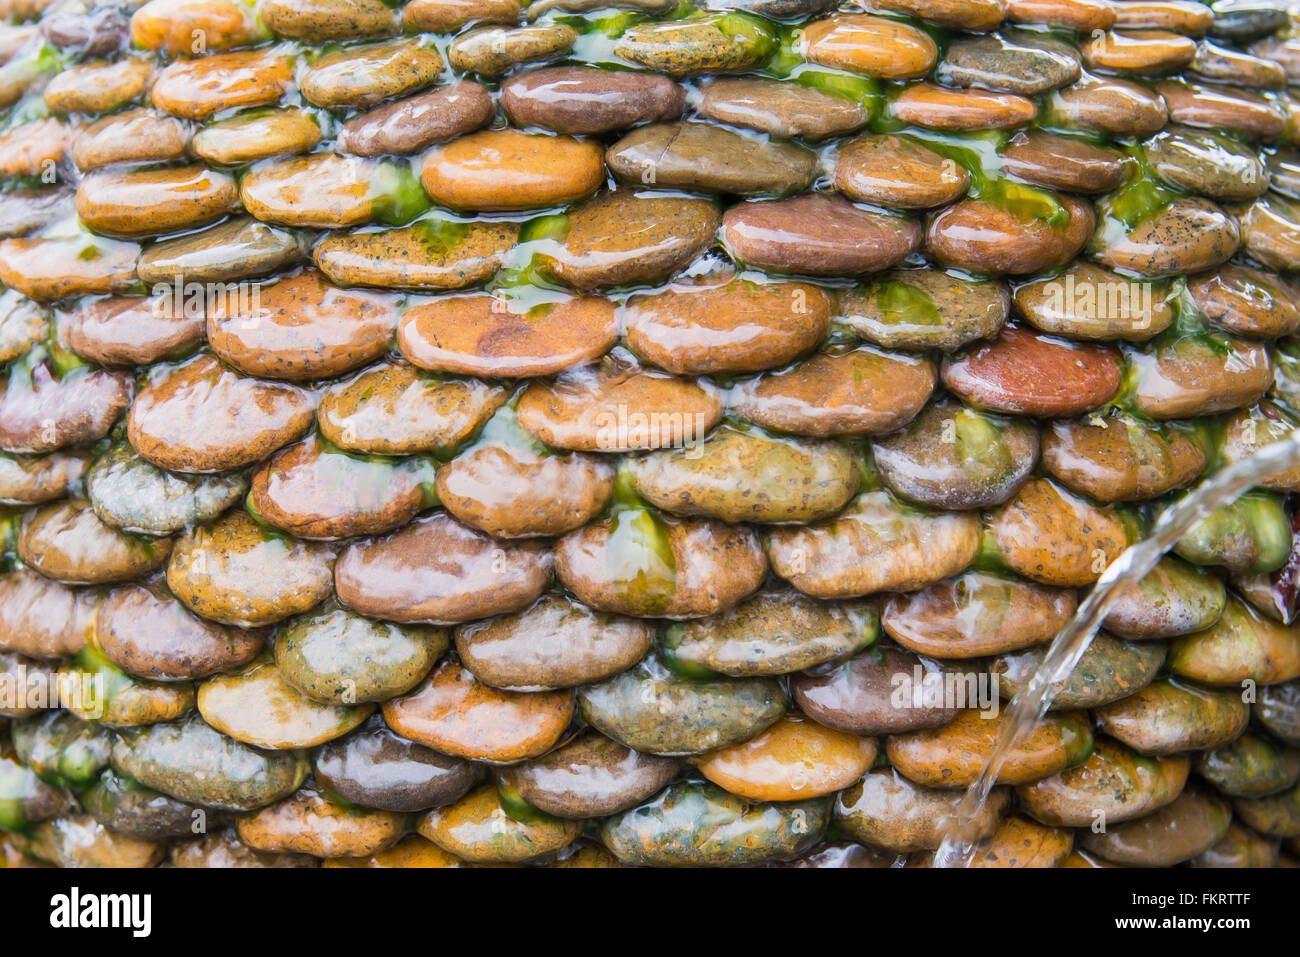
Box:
[1,0,1300,868]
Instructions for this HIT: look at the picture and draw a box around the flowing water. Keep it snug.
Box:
[933,428,1300,868]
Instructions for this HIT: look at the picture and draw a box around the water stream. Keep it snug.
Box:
[932,428,1300,868]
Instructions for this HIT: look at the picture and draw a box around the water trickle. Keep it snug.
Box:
[933,427,1300,868]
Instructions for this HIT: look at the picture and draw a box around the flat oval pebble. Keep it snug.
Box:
[44,57,150,114]
[766,490,981,599]
[235,788,404,859]
[127,354,315,473]
[1079,786,1231,866]
[0,450,88,506]
[1040,414,1205,502]
[986,477,1130,587]
[150,49,292,121]
[191,109,322,166]
[791,644,959,734]
[0,236,139,302]
[942,326,1121,417]
[317,361,507,455]
[723,194,920,277]
[927,196,1095,275]
[405,0,522,30]
[339,80,493,157]
[198,656,373,749]
[600,781,826,866]
[1090,196,1240,276]
[275,604,446,705]
[75,165,236,239]
[871,398,1039,509]
[613,16,777,77]
[539,190,720,290]
[0,189,73,239]
[502,66,684,135]
[421,129,604,211]
[1188,265,1300,339]
[556,513,767,618]
[498,730,682,818]
[382,660,572,763]
[315,219,519,292]
[399,295,617,378]
[607,122,816,197]
[71,108,190,172]
[835,767,1011,852]
[1013,262,1173,341]
[137,216,307,286]
[664,589,877,678]
[1082,29,1198,74]
[336,512,551,625]
[888,708,1093,788]
[1095,677,1250,755]
[577,653,786,756]
[883,570,1075,658]
[732,346,935,437]
[85,441,247,536]
[834,134,969,210]
[838,269,1009,353]
[1157,77,1288,138]
[83,771,214,841]
[239,153,393,230]
[0,361,134,454]
[1006,0,1115,30]
[893,83,1038,130]
[1019,736,1189,827]
[18,499,170,585]
[259,0,398,40]
[455,594,652,691]
[515,357,724,452]
[448,24,577,77]
[0,569,95,661]
[1197,733,1299,797]
[1238,194,1300,272]
[801,14,937,79]
[1169,597,1300,686]
[166,509,336,628]
[301,40,444,109]
[630,426,859,525]
[111,715,307,812]
[1050,72,1169,136]
[96,582,263,682]
[623,277,829,376]
[314,715,480,812]
[129,0,267,54]
[991,632,1167,709]
[417,784,580,862]
[1146,125,1270,201]
[697,76,868,140]
[938,31,1082,96]
[1126,335,1271,419]
[691,713,876,802]
[249,434,435,540]
[1103,555,1227,640]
